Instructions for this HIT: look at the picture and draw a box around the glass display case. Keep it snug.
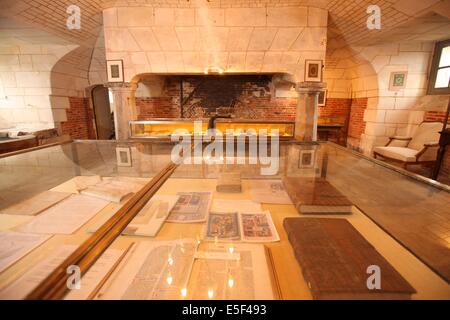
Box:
[129,119,295,140]
[215,119,294,139]
[0,139,449,300]
[129,119,208,139]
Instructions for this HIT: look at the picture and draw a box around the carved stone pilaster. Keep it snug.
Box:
[106,82,137,140]
[295,82,326,141]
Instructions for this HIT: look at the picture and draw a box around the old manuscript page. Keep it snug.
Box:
[95,239,197,300]
[0,245,125,300]
[0,231,51,273]
[189,243,274,300]
[0,191,72,216]
[17,194,109,234]
[248,180,292,204]
[122,195,179,237]
[0,245,76,299]
[166,192,211,223]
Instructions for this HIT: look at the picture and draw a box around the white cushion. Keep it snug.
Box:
[374,146,418,162]
[408,122,442,151]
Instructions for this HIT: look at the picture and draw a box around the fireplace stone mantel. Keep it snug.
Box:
[294,82,326,142]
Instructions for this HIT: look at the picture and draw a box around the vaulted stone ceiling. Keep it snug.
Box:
[1,0,449,48]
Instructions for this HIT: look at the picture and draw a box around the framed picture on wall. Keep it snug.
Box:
[318,89,327,106]
[107,60,124,82]
[389,71,408,91]
[298,149,315,168]
[116,146,132,167]
[305,60,323,82]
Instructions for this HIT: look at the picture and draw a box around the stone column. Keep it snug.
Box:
[107,82,137,140]
[295,82,325,141]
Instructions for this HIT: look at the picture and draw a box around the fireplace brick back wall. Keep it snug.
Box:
[136,76,353,122]
[136,75,298,121]
[424,111,450,123]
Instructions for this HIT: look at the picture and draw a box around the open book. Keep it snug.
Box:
[205,211,279,243]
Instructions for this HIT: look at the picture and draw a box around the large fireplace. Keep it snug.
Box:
[134,74,298,121]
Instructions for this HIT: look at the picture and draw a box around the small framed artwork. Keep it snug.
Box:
[389,71,408,91]
[318,89,327,106]
[107,60,124,82]
[116,146,132,167]
[298,149,315,168]
[305,60,323,82]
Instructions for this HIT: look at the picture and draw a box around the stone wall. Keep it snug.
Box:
[324,39,450,155]
[0,41,91,133]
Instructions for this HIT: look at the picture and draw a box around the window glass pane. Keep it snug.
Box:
[434,67,450,88]
[438,46,450,67]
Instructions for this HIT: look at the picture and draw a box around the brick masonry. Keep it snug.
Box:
[424,111,450,123]
[61,97,95,139]
[347,97,368,150]
[136,75,298,121]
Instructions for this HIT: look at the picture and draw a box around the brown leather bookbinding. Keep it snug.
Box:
[283,218,416,300]
[282,177,353,214]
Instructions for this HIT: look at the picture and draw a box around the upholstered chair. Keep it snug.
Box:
[373,122,442,169]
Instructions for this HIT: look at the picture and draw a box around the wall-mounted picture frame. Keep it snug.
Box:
[298,149,315,168]
[318,89,327,106]
[116,146,132,167]
[107,60,124,83]
[389,71,408,91]
[305,60,323,82]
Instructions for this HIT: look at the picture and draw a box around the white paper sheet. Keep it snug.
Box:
[248,180,292,204]
[0,245,125,300]
[80,177,147,203]
[64,248,126,300]
[122,195,179,237]
[211,200,262,213]
[72,175,102,191]
[17,195,109,235]
[0,231,51,273]
[0,245,76,299]
[96,239,197,300]
[0,191,72,216]
[86,204,122,234]
[0,214,33,231]
[189,243,275,300]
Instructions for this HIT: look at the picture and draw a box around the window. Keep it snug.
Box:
[428,39,450,95]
